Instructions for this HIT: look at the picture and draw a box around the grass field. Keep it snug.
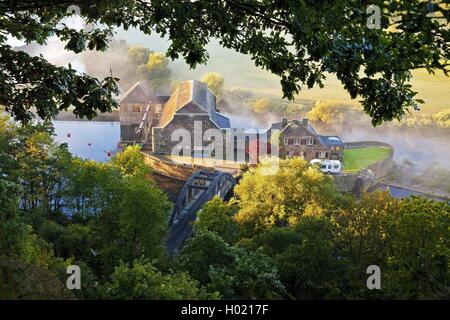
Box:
[343,147,392,172]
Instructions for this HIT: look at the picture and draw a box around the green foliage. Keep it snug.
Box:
[207,249,286,300]
[146,52,172,89]
[3,1,449,124]
[233,157,340,234]
[179,231,285,299]
[127,45,151,65]
[285,103,305,118]
[248,97,305,118]
[103,259,209,300]
[0,120,175,298]
[383,197,450,299]
[1,114,449,299]
[195,197,239,243]
[242,217,347,299]
[332,191,399,298]
[178,231,235,285]
[112,174,171,261]
[110,145,150,177]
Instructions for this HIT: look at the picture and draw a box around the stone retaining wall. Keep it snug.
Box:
[142,153,209,180]
[334,141,394,194]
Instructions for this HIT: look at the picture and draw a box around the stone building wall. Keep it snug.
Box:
[153,114,222,155]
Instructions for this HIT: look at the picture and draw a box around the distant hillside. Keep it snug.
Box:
[115,28,450,115]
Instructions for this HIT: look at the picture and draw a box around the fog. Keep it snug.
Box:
[341,125,450,171]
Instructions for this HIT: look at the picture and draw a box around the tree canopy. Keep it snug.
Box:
[201,72,225,96]
[1,117,449,299]
[1,1,449,125]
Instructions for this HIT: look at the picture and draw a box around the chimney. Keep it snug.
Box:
[281,117,288,128]
[302,118,309,127]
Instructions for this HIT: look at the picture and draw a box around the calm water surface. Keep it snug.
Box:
[53,121,120,162]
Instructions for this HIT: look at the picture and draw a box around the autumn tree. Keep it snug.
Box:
[127,45,151,65]
[233,157,342,234]
[250,98,271,114]
[146,52,172,90]
[201,72,225,96]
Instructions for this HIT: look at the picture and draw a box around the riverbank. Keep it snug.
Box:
[54,110,120,122]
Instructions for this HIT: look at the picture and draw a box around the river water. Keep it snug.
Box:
[53,121,120,162]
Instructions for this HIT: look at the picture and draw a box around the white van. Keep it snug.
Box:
[310,159,341,174]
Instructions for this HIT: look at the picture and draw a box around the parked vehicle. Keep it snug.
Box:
[310,159,341,174]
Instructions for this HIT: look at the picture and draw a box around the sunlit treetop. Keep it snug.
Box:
[1,0,449,125]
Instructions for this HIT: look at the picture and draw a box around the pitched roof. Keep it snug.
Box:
[317,135,344,147]
[119,81,152,104]
[270,119,317,135]
[158,80,230,128]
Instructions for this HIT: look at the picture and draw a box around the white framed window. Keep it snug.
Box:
[319,151,326,158]
[307,138,314,146]
[284,138,289,145]
[294,139,300,145]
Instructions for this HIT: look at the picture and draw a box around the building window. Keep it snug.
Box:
[307,138,314,146]
[318,151,326,158]
[294,139,300,145]
[284,138,288,145]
